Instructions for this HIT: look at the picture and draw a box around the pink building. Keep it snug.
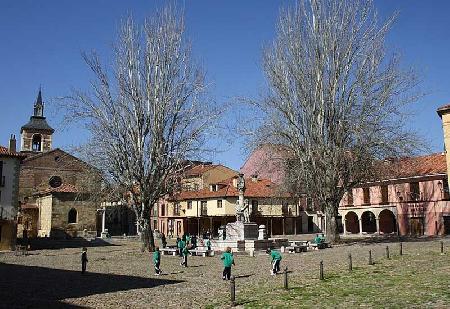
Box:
[339,153,450,236]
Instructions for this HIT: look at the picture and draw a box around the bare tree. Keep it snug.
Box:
[62,5,218,250]
[254,0,421,242]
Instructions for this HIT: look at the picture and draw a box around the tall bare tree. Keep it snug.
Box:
[63,5,218,250]
[254,0,421,241]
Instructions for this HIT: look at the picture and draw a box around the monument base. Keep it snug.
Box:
[212,238,290,253]
[226,221,258,240]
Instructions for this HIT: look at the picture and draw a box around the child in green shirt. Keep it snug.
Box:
[180,244,189,267]
[221,247,235,280]
[206,238,212,251]
[153,247,162,275]
[266,248,282,275]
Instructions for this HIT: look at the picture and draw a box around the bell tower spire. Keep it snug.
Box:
[33,86,44,117]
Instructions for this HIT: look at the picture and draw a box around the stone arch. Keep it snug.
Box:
[379,209,396,234]
[68,208,77,224]
[32,134,42,152]
[345,211,359,234]
[361,211,376,233]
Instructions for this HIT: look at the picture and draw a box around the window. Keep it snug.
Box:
[187,201,192,210]
[409,182,420,201]
[443,180,450,200]
[217,200,222,208]
[49,176,62,188]
[161,204,165,216]
[32,134,42,152]
[0,161,4,187]
[201,201,207,216]
[251,200,258,213]
[174,203,180,216]
[380,185,389,204]
[306,197,313,210]
[68,208,77,224]
[363,188,370,204]
[210,184,217,192]
[347,190,353,205]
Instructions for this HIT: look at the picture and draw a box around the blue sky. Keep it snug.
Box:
[1,0,449,170]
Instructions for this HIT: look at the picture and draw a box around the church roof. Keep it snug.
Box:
[21,116,54,133]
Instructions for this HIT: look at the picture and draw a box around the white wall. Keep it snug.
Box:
[0,157,20,220]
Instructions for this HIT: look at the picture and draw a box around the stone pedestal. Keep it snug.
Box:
[226,221,258,240]
[258,225,267,240]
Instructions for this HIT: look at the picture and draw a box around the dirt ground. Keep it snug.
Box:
[0,237,449,308]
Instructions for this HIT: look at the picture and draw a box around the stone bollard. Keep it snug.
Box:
[230,276,236,306]
[280,246,285,253]
[400,242,403,256]
[319,260,324,280]
[249,249,255,257]
[386,246,390,259]
[348,253,352,271]
[441,241,444,255]
[284,266,288,290]
[368,250,373,265]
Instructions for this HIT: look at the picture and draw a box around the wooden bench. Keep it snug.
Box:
[160,248,178,256]
[189,248,213,257]
[15,245,28,256]
[309,242,327,250]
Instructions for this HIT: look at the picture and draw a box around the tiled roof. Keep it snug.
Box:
[20,116,54,133]
[21,203,38,210]
[184,164,218,176]
[437,104,450,116]
[378,153,447,179]
[174,177,289,200]
[0,146,26,158]
[33,183,79,196]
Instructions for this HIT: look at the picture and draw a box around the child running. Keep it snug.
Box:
[153,246,162,275]
[220,247,235,280]
[266,248,282,275]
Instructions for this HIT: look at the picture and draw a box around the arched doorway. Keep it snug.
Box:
[361,211,376,233]
[379,209,396,234]
[345,211,359,234]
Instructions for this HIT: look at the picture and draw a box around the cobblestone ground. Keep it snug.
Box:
[0,237,449,308]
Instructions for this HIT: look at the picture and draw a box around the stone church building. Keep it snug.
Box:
[17,90,99,239]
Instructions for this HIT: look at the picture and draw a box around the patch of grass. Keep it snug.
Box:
[217,250,450,308]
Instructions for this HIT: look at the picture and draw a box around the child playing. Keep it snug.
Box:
[153,246,162,275]
[266,248,282,275]
[220,247,235,280]
[180,244,189,267]
[206,238,212,251]
[177,237,185,256]
[81,247,88,274]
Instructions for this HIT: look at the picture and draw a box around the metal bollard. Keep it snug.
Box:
[386,246,390,259]
[400,242,403,256]
[441,241,444,254]
[319,260,324,280]
[284,266,288,290]
[230,276,236,306]
[348,253,352,271]
[368,250,373,265]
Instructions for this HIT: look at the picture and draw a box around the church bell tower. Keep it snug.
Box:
[20,88,54,153]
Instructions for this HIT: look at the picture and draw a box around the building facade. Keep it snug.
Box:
[0,137,25,250]
[16,90,100,239]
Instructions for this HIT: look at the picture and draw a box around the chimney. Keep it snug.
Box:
[437,104,450,190]
[8,134,16,152]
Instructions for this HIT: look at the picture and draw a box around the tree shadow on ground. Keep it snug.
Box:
[0,263,183,308]
[24,237,119,250]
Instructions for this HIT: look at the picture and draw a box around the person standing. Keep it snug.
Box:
[153,247,162,275]
[206,238,212,252]
[177,237,185,256]
[180,244,189,267]
[81,247,88,274]
[220,247,235,280]
[161,233,167,248]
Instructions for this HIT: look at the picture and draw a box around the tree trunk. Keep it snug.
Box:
[138,218,155,252]
[325,204,340,243]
